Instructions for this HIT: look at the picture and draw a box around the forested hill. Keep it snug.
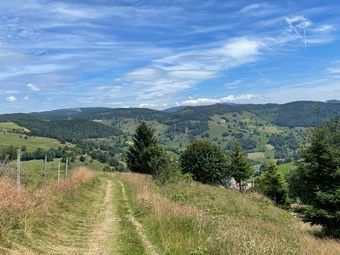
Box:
[0,101,339,142]
[173,101,340,127]
[30,107,170,121]
[16,101,340,125]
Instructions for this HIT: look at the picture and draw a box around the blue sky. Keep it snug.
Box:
[0,0,340,113]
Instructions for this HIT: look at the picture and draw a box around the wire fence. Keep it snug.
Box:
[0,150,77,187]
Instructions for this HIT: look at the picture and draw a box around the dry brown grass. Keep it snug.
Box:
[0,167,95,250]
[117,172,340,255]
[58,167,95,192]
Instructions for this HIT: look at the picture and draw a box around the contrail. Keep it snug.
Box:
[286,16,310,50]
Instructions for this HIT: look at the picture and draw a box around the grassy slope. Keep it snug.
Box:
[0,122,27,132]
[118,173,340,255]
[0,133,64,151]
[14,158,106,185]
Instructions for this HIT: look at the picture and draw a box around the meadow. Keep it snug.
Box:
[0,133,64,151]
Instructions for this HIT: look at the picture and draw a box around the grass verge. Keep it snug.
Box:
[117,173,340,255]
[0,168,98,255]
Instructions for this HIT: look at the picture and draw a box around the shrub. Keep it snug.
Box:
[153,157,182,185]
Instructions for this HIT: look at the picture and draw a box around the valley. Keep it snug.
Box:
[0,101,339,254]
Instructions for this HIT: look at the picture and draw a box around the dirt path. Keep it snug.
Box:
[87,180,119,255]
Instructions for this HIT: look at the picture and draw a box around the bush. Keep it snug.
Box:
[103,165,112,172]
[153,156,182,185]
[180,140,229,185]
[79,155,86,162]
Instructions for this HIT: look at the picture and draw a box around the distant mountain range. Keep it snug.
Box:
[327,99,340,104]
[0,101,339,143]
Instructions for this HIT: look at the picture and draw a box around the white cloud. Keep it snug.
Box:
[181,94,257,106]
[138,103,158,108]
[6,96,17,102]
[123,37,263,100]
[24,96,29,100]
[27,83,40,92]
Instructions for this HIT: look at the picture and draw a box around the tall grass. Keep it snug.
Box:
[118,173,340,255]
[0,167,95,251]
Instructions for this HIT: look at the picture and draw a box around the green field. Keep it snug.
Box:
[0,133,66,152]
[13,158,106,185]
[0,122,27,132]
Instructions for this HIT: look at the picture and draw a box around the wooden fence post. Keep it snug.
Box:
[65,158,68,177]
[16,149,21,188]
[58,161,61,186]
[44,155,47,179]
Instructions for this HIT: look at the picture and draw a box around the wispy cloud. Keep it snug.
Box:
[121,37,263,100]
[239,2,278,16]
[326,61,340,74]
[225,80,243,89]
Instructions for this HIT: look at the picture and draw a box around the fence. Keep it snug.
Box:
[0,149,75,187]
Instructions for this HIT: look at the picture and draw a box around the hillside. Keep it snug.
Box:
[2,101,340,127]
[1,101,339,169]
[2,171,339,255]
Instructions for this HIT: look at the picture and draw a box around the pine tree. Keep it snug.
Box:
[126,122,157,174]
[256,161,288,205]
[230,142,252,191]
[288,118,340,237]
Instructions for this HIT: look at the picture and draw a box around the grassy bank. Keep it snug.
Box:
[0,168,97,254]
[117,173,340,255]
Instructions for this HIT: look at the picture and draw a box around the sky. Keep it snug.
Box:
[0,0,340,113]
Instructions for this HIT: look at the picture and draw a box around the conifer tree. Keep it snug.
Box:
[256,161,288,205]
[126,123,157,174]
[288,118,340,237]
[230,142,252,191]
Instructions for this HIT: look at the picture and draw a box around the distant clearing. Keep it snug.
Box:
[0,133,65,151]
[248,151,266,160]
[0,122,28,132]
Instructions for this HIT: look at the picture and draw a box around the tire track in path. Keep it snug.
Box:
[87,180,119,255]
[118,181,159,255]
